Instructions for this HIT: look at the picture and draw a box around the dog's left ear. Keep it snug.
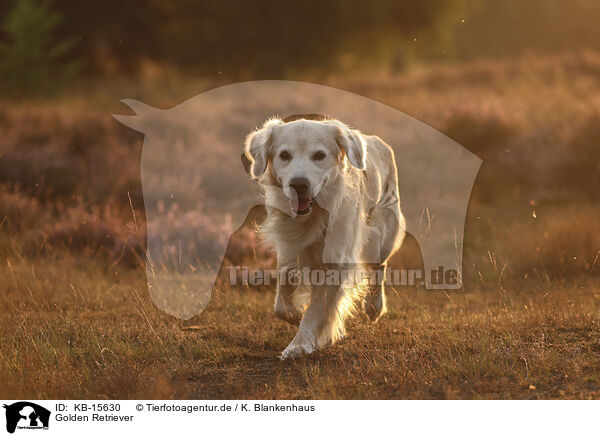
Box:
[244,117,283,178]
[327,120,367,170]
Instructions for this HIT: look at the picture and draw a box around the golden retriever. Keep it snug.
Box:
[244,114,405,359]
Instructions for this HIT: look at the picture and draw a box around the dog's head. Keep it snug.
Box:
[244,116,367,216]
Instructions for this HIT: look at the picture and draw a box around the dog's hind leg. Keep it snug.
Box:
[362,203,405,322]
[363,263,388,322]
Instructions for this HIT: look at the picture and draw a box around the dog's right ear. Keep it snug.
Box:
[244,118,283,178]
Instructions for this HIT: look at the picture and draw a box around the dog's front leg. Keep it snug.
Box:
[274,281,303,326]
[281,282,346,359]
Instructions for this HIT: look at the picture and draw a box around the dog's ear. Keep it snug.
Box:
[327,120,367,170]
[244,118,282,178]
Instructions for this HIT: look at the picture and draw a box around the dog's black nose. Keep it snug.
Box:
[290,177,310,197]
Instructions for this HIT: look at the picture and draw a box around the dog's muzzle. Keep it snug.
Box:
[289,177,313,215]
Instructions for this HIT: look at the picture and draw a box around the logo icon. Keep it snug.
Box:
[3,402,50,434]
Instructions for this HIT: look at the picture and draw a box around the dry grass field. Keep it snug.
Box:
[1,52,600,399]
[2,257,600,399]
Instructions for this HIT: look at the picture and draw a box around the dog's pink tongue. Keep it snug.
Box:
[297,198,311,211]
[290,197,311,212]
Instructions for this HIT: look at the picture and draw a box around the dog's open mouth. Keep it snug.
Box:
[290,197,313,216]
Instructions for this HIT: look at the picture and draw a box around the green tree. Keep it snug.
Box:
[0,0,80,95]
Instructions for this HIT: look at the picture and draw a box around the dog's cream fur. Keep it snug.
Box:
[244,115,405,359]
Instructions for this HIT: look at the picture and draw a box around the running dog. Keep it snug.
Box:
[244,114,405,359]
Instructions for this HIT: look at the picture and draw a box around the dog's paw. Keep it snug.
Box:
[280,342,315,360]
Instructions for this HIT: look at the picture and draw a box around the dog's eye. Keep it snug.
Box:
[312,151,326,161]
[279,150,291,161]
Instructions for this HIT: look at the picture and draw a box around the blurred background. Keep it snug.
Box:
[2,0,600,399]
[4,0,600,83]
